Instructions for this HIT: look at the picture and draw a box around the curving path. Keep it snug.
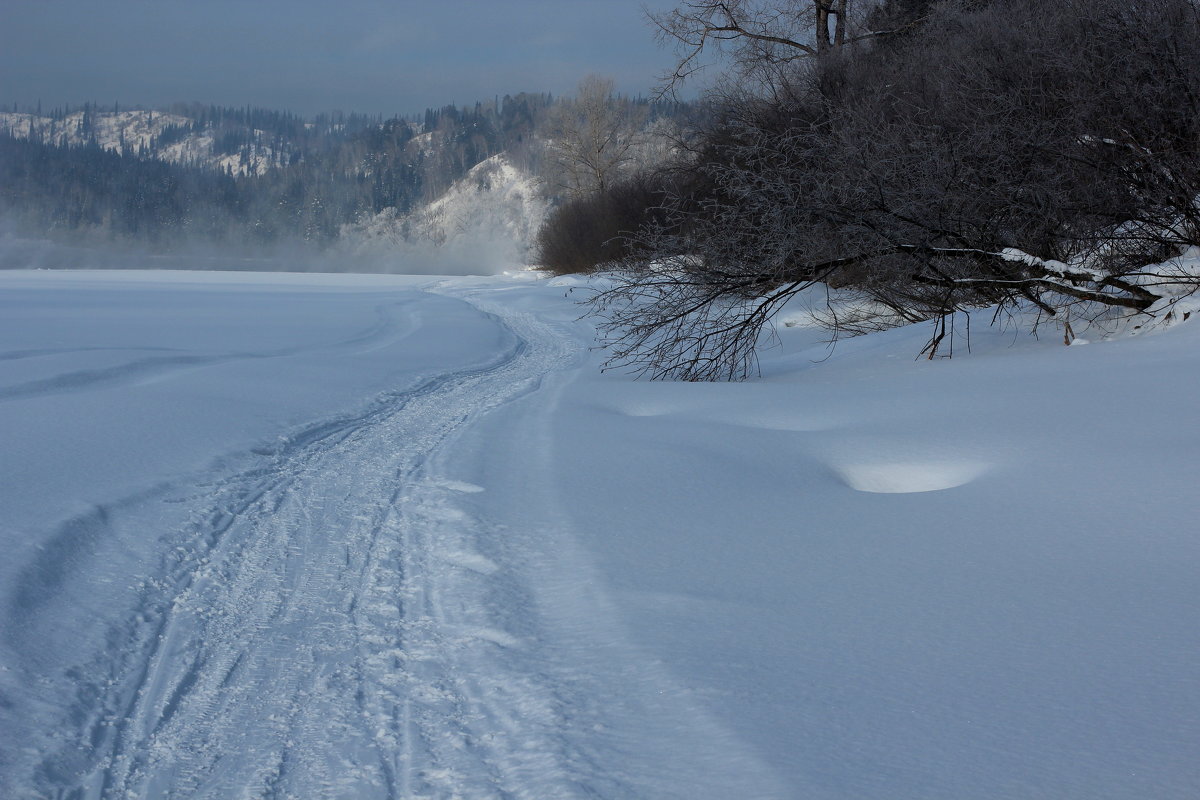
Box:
[1,282,780,799]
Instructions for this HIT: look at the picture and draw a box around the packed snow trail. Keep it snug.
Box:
[1,282,781,799]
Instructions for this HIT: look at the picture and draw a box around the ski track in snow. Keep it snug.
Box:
[1,291,600,798]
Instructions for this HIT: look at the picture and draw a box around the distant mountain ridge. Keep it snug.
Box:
[0,109,280,175]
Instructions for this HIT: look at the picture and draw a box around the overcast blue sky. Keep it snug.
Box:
[0,0,680,117]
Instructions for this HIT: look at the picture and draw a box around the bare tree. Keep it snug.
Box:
[648,0,903,95]
[542,76,648,200]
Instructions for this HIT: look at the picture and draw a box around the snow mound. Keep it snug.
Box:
[832,459,991,493]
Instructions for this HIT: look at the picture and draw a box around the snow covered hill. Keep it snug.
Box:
[0,109,281,175]
[338,154,550,273]
[0,269,1197,798]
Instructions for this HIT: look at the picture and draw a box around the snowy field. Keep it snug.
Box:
[1,268,1197,798]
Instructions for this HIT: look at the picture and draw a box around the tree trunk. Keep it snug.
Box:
[815,1,833,53]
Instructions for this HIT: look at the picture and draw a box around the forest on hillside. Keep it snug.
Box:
[0,95,552,248]
[0,91,683,253]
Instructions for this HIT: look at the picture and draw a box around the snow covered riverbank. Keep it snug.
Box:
[1,269,1197,798]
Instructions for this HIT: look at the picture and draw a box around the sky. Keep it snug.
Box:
[0,0,681,117]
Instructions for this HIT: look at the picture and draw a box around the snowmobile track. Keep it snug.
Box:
[14,291,584,799]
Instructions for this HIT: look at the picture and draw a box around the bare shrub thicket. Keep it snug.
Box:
[590,0,1200,379]
[533,77,705,274]
[533,174,679,274]
[540,76,648,200]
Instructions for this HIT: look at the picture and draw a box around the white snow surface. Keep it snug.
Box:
[0,269,1197,799]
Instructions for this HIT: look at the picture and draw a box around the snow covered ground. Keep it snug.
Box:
[0,268,1197,798]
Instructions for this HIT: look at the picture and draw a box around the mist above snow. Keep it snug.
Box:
[337,155,550,274]
[0,153,547,275]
